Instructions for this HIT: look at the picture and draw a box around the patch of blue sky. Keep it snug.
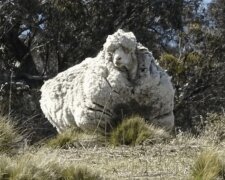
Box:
[19,13,45,39]
[38,13,45,29]
[203,0,212,4]
[168,40,178,48]
[19,24,30,39]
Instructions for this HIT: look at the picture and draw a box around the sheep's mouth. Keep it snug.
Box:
[114,61,128,68]
[114,61,122,67]
[115,65,127,72]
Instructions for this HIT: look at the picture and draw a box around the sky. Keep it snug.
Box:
[204,0,212,3]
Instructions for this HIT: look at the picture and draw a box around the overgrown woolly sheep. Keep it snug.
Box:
[40,29,175,133]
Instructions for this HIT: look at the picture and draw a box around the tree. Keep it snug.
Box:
[1,0,184,84]
[159,0,225,131]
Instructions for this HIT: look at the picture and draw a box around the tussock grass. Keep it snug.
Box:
[46,128,81,148]
[0,115,22,153]
[2,112,225,179]
[45,128,104,149]
[0,150,101,180]
[110,115,169,146]
[47,116,170,148]
[190,150,224,180]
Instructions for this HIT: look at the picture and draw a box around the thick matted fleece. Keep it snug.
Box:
[40,29,175,133]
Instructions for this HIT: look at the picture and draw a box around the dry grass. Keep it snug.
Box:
[0,149,101,180]
[45,128,105,149]
[46,116,170,148]
[0,115,22,154]
[190,150,224,180]
[203,113,225,143]
[52,143,197,179]
[1,113,225,179]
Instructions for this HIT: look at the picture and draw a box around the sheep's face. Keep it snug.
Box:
[112,47,133,69]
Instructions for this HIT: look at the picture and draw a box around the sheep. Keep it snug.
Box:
[40,29,175,133]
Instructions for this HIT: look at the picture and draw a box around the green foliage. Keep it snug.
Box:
[0,115,22,154]
[110,116,169,146]
[0,153,101,180]
[160,53,184,75]
[160,52,202,78]
[186,52,202,65]
[191,151,223,180]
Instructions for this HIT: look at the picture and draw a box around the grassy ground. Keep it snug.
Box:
[1,114,225,179]
[39,134,224,179]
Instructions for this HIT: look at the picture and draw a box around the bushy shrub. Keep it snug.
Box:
[191,151,224,180]
[110,116,169,146]
[186,52,202,66]
[0,115,22,153]
[160,52,202,81]
[160,53,184,76]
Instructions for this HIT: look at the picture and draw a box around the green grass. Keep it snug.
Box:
[0,151,101,180]
[0,115,22,154]
[110,115,169,146]
[190,150,224,180]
